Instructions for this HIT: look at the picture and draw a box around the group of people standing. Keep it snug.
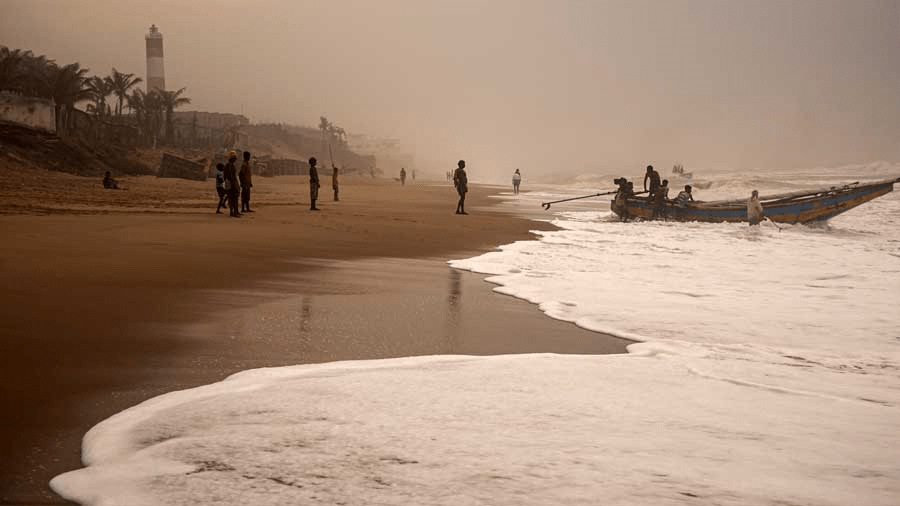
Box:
[215,150,254,217]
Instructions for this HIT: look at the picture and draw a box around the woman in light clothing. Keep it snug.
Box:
[512,169,521,195]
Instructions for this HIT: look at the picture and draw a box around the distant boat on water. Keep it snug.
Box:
[611,177,900,224]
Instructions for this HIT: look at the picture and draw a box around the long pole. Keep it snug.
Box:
[541,190,647,210]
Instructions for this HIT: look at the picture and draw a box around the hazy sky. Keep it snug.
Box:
[2,0,898,177]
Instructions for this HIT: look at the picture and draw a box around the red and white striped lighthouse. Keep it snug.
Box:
[145,24,165,92]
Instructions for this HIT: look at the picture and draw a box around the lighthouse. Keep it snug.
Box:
[145,24,165,92]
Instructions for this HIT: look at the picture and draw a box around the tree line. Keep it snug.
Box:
[0,46,190,145]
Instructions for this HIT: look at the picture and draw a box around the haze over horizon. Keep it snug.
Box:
[2,0,898,179]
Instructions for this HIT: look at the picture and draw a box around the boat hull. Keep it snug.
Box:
[610,178,898,224]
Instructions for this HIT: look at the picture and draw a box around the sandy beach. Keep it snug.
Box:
[0,169,630,503]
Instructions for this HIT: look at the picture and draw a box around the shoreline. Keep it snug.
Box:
[0,174,631,503]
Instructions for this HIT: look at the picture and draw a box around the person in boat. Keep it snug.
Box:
[674,184,694,207]
[747,189,764,226]
[652,179,670,219]
[643,165,661,198]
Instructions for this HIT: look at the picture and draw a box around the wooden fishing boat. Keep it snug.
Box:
[610,177,900,224]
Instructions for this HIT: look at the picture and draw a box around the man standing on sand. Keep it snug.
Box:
[453,159,468,215]
[308,157,320,211]
[239,151,254,213]
[332,164,340,201]
[400,167,406,186]
[224,151,241,217]
[215,163,227,214]
[512,168,521,195]
[747,189,765,225]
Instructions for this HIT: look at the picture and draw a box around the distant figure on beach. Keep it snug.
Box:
[332,165,340,201]
[215,163,227,214]
[308,157,320,211]
[644,165,661,198]
[674,184,694,207]
[224,151,241,217]
[412,169,416,181]
[453,159,468,215]
[102,171,119,190]
[400,167,406,186]
[512,169,521,194]
[239,151,254,213]
[747,190,764,225]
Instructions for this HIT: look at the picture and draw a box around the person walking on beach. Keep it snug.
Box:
[400,167,407,186]
[308,156,321,211]
[332,164,340,201]
[224,151,241,217]
[239,151,254,213]
[512,169,521,195]
[215,163,227,214]
[747,189,764,225]
[453,159,468,215]
[644,165,661,198]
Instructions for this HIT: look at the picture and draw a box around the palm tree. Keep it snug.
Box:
[109,68,142,116]
[157,87,190,144]
[85,75,113,117]
[39,62,91,134]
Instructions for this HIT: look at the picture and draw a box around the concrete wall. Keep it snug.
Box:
[0,93,56,132]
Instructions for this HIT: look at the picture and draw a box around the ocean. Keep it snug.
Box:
[51,162,900,505]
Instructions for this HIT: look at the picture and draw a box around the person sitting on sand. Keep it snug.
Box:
[674,185,694,207]
[215,163,227,214]
[747,189,764,226]
[102,171,119,190]
[453,160,468,215]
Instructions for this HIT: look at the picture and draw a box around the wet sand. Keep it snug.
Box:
[0,172,630,504]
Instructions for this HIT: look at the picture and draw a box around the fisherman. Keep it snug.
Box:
[653,178,670,219]
[308,156,320,211]
[512,169,521,195]
[453,159,468,215]
[643,165,661,198]
[224,151,241,217]
[102,171,119,190]
[215,163,227,214]
[239,151,254,213]
[400,167,406,186]
[747,189,764,225]
[332,164,340,201]
[612,177,633,221]
[674,184,694,207]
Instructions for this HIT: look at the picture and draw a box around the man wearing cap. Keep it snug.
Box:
[308,157,321,211]
[224,150,241,217]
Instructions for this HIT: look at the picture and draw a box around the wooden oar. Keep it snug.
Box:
[541,190,647,210]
